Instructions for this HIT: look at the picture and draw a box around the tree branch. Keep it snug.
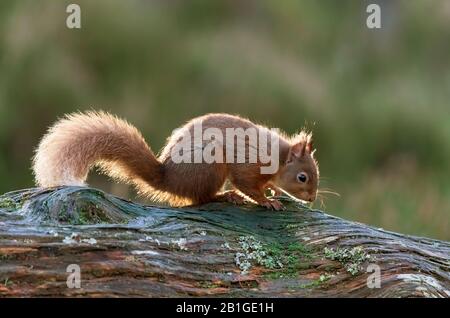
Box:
[0,187,448,297]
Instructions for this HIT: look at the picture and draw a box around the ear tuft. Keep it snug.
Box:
[289,141,306,159]
[289,130,314,159]
[305,135,314,154]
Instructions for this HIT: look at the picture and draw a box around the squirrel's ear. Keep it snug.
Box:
[288,142,306,161]
[305,136,314,154]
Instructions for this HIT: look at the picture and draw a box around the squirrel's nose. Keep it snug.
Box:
[300,192,316,202]
[308,192,317,202]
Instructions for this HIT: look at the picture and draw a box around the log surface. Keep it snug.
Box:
[0,186,448,297]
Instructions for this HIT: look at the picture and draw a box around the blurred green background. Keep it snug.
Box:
[0,0,449,240]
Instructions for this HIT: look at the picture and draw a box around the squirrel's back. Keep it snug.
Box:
[32,111,163,192]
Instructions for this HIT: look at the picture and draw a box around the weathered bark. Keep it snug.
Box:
[0,186,448,297]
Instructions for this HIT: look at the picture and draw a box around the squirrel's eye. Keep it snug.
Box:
[297,172,308,183]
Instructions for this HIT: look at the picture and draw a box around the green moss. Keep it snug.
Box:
[235,236,276,274]
[0,253,14,260]
[235,236,315,277]
[55,202,120,225]
[287,242,312,255]
[298,274,332,289]
[57,204,70,223]
[77,205,103,224]
[0,197,20,211]
[77,209,89,225]
[323,246,373,276]
[285,223,302,230]
[198,281,222,289]
[263,243,315,278]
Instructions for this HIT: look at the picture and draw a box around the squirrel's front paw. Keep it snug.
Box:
[216,190,246,205]
[260,198,285,211]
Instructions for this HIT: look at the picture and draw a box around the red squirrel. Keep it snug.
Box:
[32,111,319,210]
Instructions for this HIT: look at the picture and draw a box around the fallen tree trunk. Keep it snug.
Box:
[0,186,448,297]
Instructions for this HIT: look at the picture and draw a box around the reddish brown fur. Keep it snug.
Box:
[33,111,319,210]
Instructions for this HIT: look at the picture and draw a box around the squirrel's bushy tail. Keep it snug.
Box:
[32,111,164,194]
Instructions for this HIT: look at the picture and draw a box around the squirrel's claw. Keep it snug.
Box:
[260,198,285,211]
[270,199,285,211]
[215,190,246,205]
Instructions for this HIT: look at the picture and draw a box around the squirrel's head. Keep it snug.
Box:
[275,132,319,202]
